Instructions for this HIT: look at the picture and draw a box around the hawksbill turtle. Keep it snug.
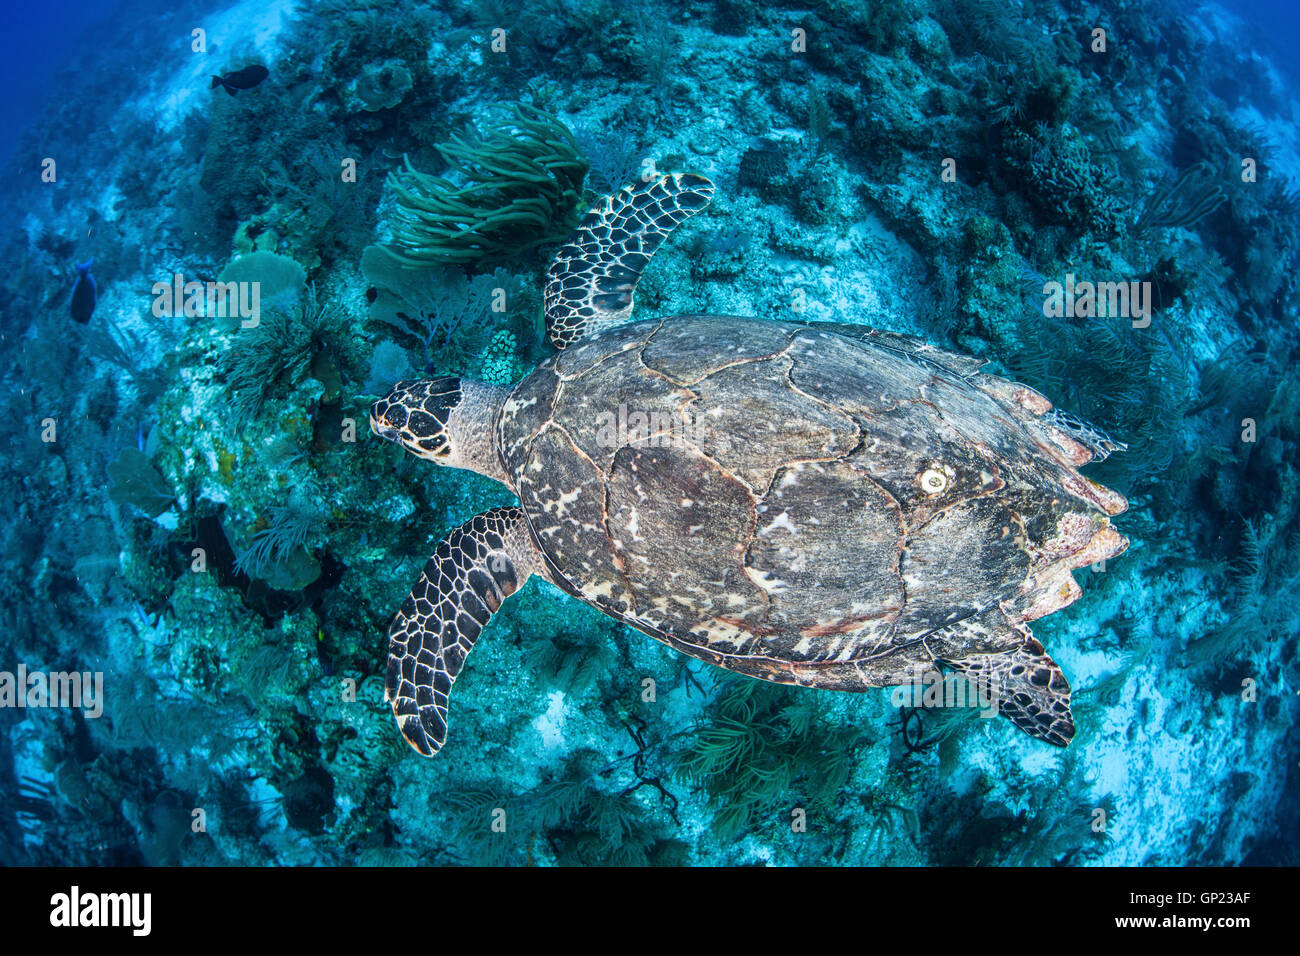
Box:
[370,173,1129,756]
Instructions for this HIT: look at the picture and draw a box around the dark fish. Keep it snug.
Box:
[70,259,96,324]
[211,64,269,96]
[365,286,378,303]
[314,629,334,676]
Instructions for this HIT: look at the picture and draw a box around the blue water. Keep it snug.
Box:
[0,0,117,166]
[0,0,1296,867]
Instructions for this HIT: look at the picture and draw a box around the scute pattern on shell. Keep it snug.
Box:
[498,314,1128,687]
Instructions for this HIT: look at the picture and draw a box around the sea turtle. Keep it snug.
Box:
[370,173,1129,757]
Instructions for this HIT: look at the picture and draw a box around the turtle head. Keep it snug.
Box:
[370,377,463,462]
[370,377,510,484]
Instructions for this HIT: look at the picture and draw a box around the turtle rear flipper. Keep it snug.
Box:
[945,640,1076,747]
[1040,406,1128,463]
[385,507,540,756]
[544,172,714,349]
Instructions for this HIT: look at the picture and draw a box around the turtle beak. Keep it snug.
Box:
[369,409,401,444]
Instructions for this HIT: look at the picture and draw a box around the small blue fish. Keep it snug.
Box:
[70,259,96,324]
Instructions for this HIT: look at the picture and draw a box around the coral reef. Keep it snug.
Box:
[0,0,1295,870]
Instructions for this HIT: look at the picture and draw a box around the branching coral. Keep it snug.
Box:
[445,747,678,866]
[1001,311,1187,487]
[234,498,321,580]
[572,123,643,195]
[347,59,413,113]
[857,792,922,858]
[362,340,412,396]
[1011,797,1116,865]
[216,251,307,311]
[83,318,172,405]
[1188,340,1271,417]
[1133,162,1228,236]
[522,626,616,695]
[379,104,588,268]
[221,290,343,427]
[674,679,862,840]
[259,149,374,271]
[1185,514,1300,676]
[1001,122,1127,235]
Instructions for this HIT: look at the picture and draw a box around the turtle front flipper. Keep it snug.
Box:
[944,640,1076,747]
[544,172,714,349]
[385,507,540,756]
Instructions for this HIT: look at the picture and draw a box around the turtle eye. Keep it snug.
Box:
[920,466,950,495]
